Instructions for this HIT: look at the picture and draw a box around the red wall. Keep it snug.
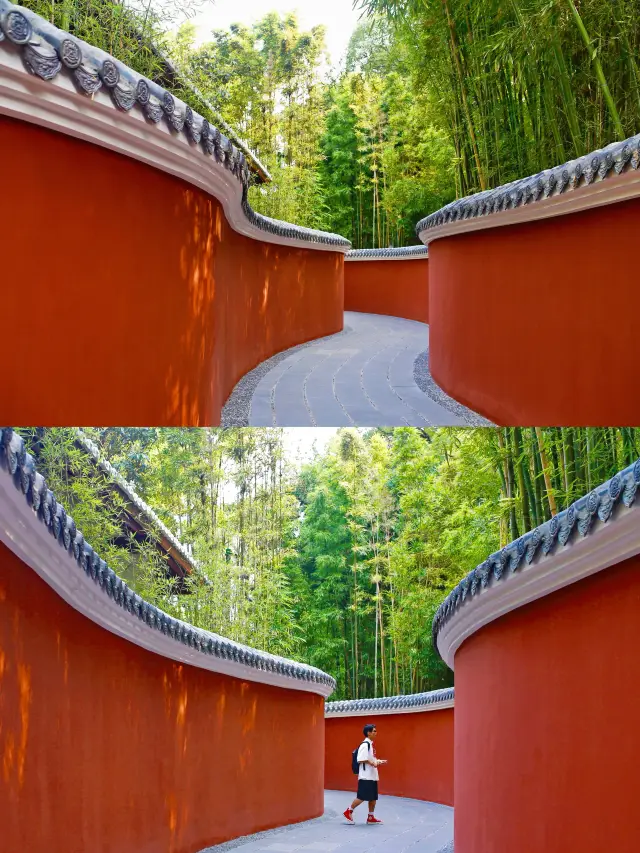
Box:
[324,710,454,806]
[429,198,640,424]
[0,116,343,426]
[454,552,640,853]
[344,258,429,322]
[0,542,325,853]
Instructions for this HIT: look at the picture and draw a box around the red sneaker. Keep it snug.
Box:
[367,814,383,824]
[343,808,354,824]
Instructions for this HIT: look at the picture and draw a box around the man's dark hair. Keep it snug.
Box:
[363,723,376,737]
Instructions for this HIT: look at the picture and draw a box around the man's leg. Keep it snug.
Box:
[344,797,363,822]
[366,797,383,823]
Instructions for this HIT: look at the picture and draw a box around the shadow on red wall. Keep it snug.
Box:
[0,543,324,853]
[325,711,453,807]
[344,258,429,323]
[0,116,343,426]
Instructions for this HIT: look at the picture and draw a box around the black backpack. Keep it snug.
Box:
[351,740,370,774]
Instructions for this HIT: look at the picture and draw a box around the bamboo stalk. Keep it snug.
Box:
[435,0,488,190]
[566,0,624,137]
[535,428,557,515]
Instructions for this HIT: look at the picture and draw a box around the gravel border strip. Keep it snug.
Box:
[221,327,353,426]
[413,350,493,427]
[197,808,339,852]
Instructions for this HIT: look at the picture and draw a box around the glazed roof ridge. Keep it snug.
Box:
[240,194,350,247]
[345,246,428,260]
[0,1,350,249]
[432,457,640,653]
[416,134,640,236]
[325,687,455,714]
[74,430,197,575]
[0,427,336,692]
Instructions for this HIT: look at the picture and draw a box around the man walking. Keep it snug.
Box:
[343,723,387,824]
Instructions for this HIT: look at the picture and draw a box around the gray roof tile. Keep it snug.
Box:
[417,137,640,237]
[325,687,454,715]
[345,246,428,261]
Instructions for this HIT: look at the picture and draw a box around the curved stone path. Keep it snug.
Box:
[237,313,477,427]
[198,790,453,853]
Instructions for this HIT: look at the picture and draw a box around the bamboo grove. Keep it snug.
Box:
[359,0,640,197]
[20,427,640,700]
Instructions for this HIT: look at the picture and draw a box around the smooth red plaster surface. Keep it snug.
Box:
[454,552,640,853]
[428,198,640,424]
[0,116,343,426]
[0,543,325,853]
[324,710,454,806]
[344,258,429,323]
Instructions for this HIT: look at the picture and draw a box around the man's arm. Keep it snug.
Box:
[357,743,378,766]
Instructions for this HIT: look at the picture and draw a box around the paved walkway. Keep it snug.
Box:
[200,790,453,853]
[247,313,470,427]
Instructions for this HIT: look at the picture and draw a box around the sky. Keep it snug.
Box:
[190,0,364,68]
[283,427,338,463]
[216,429,336,504]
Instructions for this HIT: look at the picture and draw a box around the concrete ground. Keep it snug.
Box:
[198,790,453,853]
[244,312,471,427]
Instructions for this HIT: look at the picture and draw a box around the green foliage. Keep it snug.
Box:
[20,428,168,590]
[319,18,456,247]
[160,10,457,244]
[358,0,640,195]
[97,427,303,657]
[293,428,498,698]
[166,13,330,228]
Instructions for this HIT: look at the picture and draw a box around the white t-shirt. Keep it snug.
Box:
[357,737,378,781]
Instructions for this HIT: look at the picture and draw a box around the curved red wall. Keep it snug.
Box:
[344,258,429,323]
[324,710,453,806]
[0,542,324,853]
[429,198,640,424]
[454,552,640,853]
[0,116,343,426]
